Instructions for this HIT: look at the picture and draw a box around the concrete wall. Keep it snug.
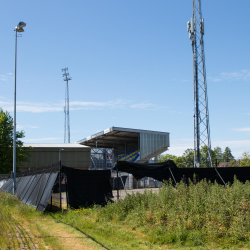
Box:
[21,145,91,171]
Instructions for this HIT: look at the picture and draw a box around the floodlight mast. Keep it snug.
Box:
[187,0,212,168]
[61,68,71,143]
[13,21,26,195]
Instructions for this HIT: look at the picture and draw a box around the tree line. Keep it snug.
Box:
[159,146,250,168]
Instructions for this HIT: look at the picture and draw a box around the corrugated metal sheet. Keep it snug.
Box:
[0,172,58,212]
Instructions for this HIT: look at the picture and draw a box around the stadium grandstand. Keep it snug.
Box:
[77,127,170,169]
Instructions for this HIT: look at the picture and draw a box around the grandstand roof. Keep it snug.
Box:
[77,127,169,148]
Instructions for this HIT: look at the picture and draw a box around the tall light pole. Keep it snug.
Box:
[13,21,26,195]
[59,148,64,162]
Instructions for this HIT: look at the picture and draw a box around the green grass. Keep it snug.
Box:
[53,178,250,249]
[0,191,40,249]
[2,178,250,249]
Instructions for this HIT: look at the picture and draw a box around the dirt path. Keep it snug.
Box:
[31,218,107,250]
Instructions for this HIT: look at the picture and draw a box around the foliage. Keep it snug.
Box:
[0,191,42,249]
[222,146,234,162]
[213,146,223,164]
[159,146,235,168]
[238,151,250,167]
[0,108,31,174]
[57,179,250,249]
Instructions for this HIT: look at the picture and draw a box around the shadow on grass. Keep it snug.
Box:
[47,213,110,250]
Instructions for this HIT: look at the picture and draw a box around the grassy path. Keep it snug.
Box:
[32,217,108,250]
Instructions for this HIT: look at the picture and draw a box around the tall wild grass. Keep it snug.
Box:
[60,178,250,247]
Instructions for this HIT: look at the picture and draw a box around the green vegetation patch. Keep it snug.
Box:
[53,178,250,249]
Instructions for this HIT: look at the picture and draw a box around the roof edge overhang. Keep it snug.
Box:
[77,126,169,145]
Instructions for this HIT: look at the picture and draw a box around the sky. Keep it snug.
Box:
[0,0,249,158]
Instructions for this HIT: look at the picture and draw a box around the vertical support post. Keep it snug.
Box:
[51,163,53,212]
[65,176,69,209]
[112,142,115,168]
[215,159,218,168]
[59,161,62,210]
[13,30,17,195]
[117,165,119,201]
[51,195,53,212]
[125,137,126,157]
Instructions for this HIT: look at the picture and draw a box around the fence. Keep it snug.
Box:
[3,161,250,211]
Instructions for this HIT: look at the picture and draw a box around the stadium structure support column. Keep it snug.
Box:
[117,164,119,200]
[59,161,62,210]
[187,0,213,168]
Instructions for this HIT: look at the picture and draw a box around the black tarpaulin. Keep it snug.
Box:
[114,160,177,181]
[62,166,113,208]
[0,172,58,212]
[114,161,250,184]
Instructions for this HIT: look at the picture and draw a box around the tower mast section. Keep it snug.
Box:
[187,0,212,167]
[61,67,72,143]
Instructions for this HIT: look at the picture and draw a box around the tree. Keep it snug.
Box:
[222,147,234,162]
[238,151,250,167]
[0,108,31,174]
[158,154,186,168]
[213,146,223,164]
[182,149,194,168]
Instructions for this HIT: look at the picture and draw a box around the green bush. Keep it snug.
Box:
[60,178,250,248]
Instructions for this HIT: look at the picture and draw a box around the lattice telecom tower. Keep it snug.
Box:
[187,0,212,168]
[61,68,71,143]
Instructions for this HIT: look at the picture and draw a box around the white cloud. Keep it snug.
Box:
[22,137,63,142]
[28,125,39,129]
[0,101,64,113]
[209,70,250,82]
[0,73,14,82]
[165,139,193,156]
[16,124,39,130]
[0,99,165,113]
[130,102,167,110]
[232,127,250,132]
[163,139,250,158]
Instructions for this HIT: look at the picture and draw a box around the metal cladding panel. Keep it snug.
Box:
[26,174,45,207]
[15,176,33,199]
[140,132,169,160]
[1,179,14,194]
[0,180,7,188]
[0,173,58,212]
[37,173,58,212]
[22,174,43,205]
[18,175,36,200]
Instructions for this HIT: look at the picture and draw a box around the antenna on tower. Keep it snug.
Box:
[187,0,212,168]
[61,67,71,143]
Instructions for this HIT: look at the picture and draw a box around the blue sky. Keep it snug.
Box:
[0,0,249,158]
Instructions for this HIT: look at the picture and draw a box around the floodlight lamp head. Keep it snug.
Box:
[15,27,24,32]
[18,21,26,28]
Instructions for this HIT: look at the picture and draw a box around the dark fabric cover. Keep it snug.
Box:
[62,166,113,208]
[114,161,250,184]
[0,173,58,212]
[115,160,177,181]
[109,176,128,190]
